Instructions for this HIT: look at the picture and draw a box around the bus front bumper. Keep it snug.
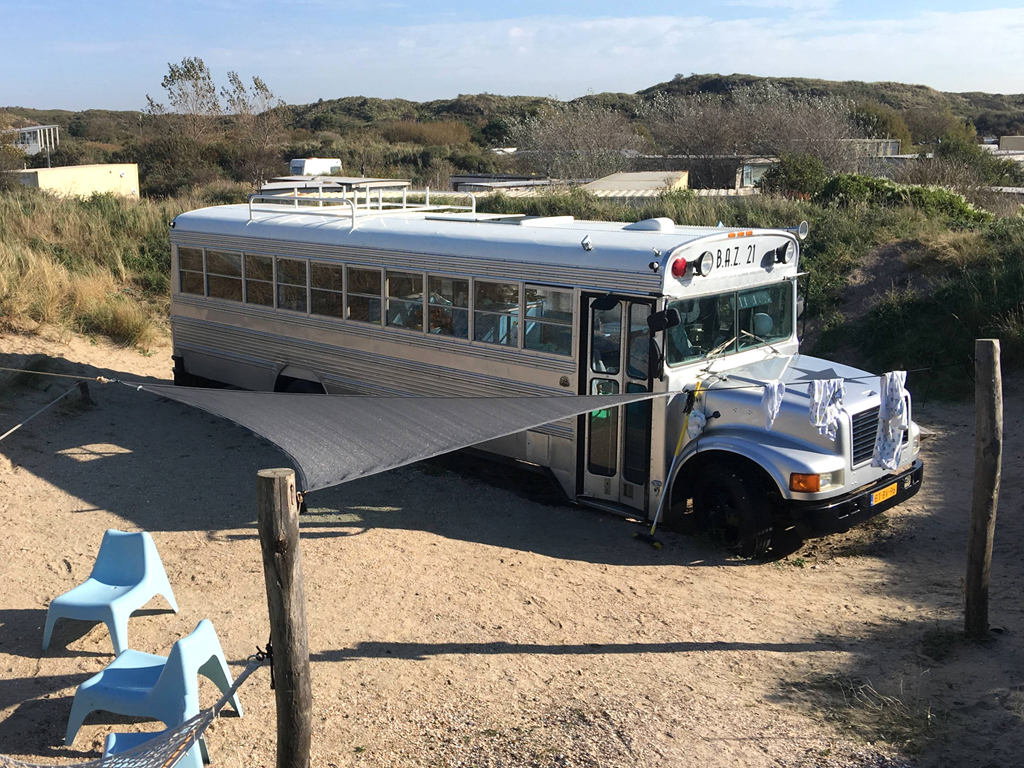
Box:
[790,460,924,537]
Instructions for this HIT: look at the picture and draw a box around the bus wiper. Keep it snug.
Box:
[699,335,737,374]
[740,330,783,356]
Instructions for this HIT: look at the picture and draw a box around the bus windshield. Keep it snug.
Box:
[665,282,793,366]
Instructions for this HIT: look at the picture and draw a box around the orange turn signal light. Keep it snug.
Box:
[789,473,821,493]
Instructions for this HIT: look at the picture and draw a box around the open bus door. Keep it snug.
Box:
[577,293,655,515]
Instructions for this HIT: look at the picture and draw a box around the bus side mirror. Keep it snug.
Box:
[796,295,805,319]
[591,294,618,312]
[649,337,666,380]
[647,308,681,332]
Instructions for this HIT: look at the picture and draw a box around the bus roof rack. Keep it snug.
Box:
[247,183,477,227]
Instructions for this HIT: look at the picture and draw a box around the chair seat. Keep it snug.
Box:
[80,651,167,700]
[51,579,137,611]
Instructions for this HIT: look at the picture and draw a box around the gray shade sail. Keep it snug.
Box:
[137,384,662,493]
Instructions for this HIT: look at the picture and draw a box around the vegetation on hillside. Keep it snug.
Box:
[2,66,1023,394]
[0,183,249,347]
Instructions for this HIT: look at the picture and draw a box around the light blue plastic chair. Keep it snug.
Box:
[104,729,203,768]
[64,619,242,752]
[42,529,178,656]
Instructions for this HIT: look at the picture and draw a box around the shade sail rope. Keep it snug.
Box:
[0,654,266,768]
[127,384,667,493]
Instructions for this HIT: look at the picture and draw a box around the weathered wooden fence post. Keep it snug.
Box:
[257,468,312,768]
[965,339,1003,638]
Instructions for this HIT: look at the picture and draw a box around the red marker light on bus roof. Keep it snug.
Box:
[671,257,688,278]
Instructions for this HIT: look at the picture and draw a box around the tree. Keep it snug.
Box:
[507,101,646,180]
[640,83,860,185]
[759,153,828,197]
[147,57,221,143]
[851,102,913,151]
[902,105,975,146]
[221,72,286,186]
[640,92,744,187]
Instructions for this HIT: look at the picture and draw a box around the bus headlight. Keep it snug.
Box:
[790,470,844,493]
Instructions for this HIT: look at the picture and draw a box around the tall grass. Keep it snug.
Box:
[0,184,247,347]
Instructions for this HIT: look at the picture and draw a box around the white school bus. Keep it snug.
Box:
[169,190,923,555]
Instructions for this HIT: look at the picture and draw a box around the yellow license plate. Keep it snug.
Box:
[871,483,898,506]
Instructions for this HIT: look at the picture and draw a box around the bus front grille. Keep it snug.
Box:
[851,406,880,465]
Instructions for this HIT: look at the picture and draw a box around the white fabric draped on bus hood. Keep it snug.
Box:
[136,384,662,493]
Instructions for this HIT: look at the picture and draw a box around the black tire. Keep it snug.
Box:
[693,465,774,557]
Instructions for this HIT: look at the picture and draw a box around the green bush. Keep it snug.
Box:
[759,153,829,197]
[815,174,992,227]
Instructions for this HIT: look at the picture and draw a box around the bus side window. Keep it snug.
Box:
[348,267,382,324]
[387,271,424,331]
[245,254,274,306]
[474,280,520,347]
[178,247,204,295]
[524,285,573,356]
[311,262,345,318]
[276,257,308,313]
[207,250,242,302]
[428,276,469,338]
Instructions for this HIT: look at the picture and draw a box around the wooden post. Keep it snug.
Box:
[257,468,312,768]
[76,381,91,404]
[965,340,1003,638]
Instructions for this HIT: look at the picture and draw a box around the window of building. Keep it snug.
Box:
[178,247,204,296]
[524,285,573,356]
[244,254,274,306]
[474,280,520,347]
[206,250,242,302]
[347,267,382,324]
[386,271,424,331]
[427,276,469,338]
[311,262,345,318]
[276,257,308,313]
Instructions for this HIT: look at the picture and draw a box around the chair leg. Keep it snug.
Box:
[64,693,93,745]
[105,607,130,656]
[198,656,243,717]
[42,608,60,652]
[160,582,179,614]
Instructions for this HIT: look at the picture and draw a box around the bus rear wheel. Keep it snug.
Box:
[693,465,773,558]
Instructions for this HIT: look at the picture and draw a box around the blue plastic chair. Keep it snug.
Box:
[42,530,178,656]
[64,619,242,751]
[104,729,203,768]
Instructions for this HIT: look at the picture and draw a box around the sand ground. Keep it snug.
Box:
[0,329,1021,767]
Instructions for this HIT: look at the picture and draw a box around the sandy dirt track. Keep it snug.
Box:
[0,330,1022,767]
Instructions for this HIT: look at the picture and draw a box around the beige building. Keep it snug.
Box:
[999,136,1024,152]
[15,163,139,198]
[581,171,689,198]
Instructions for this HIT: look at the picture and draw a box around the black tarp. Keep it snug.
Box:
[138,384,662,493]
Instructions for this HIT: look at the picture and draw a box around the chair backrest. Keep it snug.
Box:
[90,530,149,586]
[154,620,223,718]
[753,312,774,338]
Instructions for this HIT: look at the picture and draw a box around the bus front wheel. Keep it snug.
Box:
[693,465,773,558]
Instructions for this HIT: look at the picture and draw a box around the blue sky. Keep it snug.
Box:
[3,1,1024,110]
